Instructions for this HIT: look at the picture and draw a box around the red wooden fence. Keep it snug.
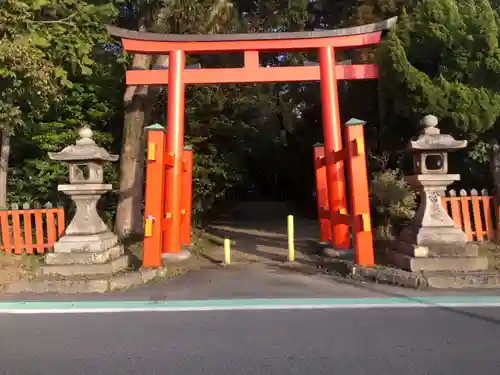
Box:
[0,189,497,256]
[442,189,497,242]
[0,202,65,254]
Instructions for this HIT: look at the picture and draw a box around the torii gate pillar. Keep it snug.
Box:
[163,50,187,258]
[319,45,349,249]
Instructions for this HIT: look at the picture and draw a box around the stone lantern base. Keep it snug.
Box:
[5,240,167,294]
[387,246,488,273]
[5,230,167,294]
[5,267,167,294]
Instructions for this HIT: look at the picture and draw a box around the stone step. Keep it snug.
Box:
[39,255,129,277]
[387,250,489,272]
[4,268,167,294]
[396,241,479,258]
[424,271,500,289]
[44,245,124,265]
[349,262,500,289]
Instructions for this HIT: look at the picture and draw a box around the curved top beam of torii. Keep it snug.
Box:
[107,17,397,44]
[108,17,398,85]
[106,17,398,54]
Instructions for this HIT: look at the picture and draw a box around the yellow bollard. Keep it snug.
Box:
[287,215,295,263]
[223,238,231,265]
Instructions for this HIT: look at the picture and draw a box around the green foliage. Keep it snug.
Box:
[377,0,500,172]
[1,0,122,204]
[0,35,60,132]
[370,169,416,240]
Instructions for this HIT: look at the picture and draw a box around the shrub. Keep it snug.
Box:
[370,169,416,240]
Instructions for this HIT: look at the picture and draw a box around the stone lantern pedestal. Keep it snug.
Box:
[5,128,165,294]
[51,185,119,255]
[388,115,488,273]
[43,183,125,270]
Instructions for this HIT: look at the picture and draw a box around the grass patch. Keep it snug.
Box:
[121,228,224,279]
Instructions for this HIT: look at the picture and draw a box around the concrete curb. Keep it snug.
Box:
[3,268,167,294]
[347,262,500,289]
[348,262,428,289]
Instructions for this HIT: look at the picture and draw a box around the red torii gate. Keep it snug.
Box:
[107,17,397,267]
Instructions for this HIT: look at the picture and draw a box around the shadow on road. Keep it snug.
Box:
[206,215,500,328]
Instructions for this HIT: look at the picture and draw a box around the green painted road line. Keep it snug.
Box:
[0,296,500,313]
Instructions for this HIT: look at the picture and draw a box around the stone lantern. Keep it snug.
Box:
[389,115,488,272]
[45,127,125,265]
[2,127,168,294]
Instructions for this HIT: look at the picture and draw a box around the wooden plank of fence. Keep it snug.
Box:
[45,202,57,246]
[470,189,485,241]
[32,202,45,253]
[481,189,494,241]
[35,211,45,252]
[444,190,463,229]
[10,204,23,254]
[56,206,65,237]
[0,211,11,254]
[21,203,34,254]
[493,196,498,241]
[458,190,473,241]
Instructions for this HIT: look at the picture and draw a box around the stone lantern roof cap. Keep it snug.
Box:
[408,115,467,152]
[48,127,119,162]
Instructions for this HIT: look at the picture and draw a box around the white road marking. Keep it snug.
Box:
[1,300,500,314]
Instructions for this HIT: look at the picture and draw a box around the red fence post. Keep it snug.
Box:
[180,146,193,246]
[495,195,499,240]
[318,45,350,250]
[0,210,11,253]
[458,189,473,241]
[163,49,186,256]
[313,143,332,244]
[480,190,494,241]
[143,124,166,268]
[344,118,374,266]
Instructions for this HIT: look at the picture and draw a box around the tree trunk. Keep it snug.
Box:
[114,52,169,238]
[0,129,10,209]
[114,49,152,238]
[114,95,149,238]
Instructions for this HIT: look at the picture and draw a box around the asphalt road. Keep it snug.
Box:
[2,306,500,375]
